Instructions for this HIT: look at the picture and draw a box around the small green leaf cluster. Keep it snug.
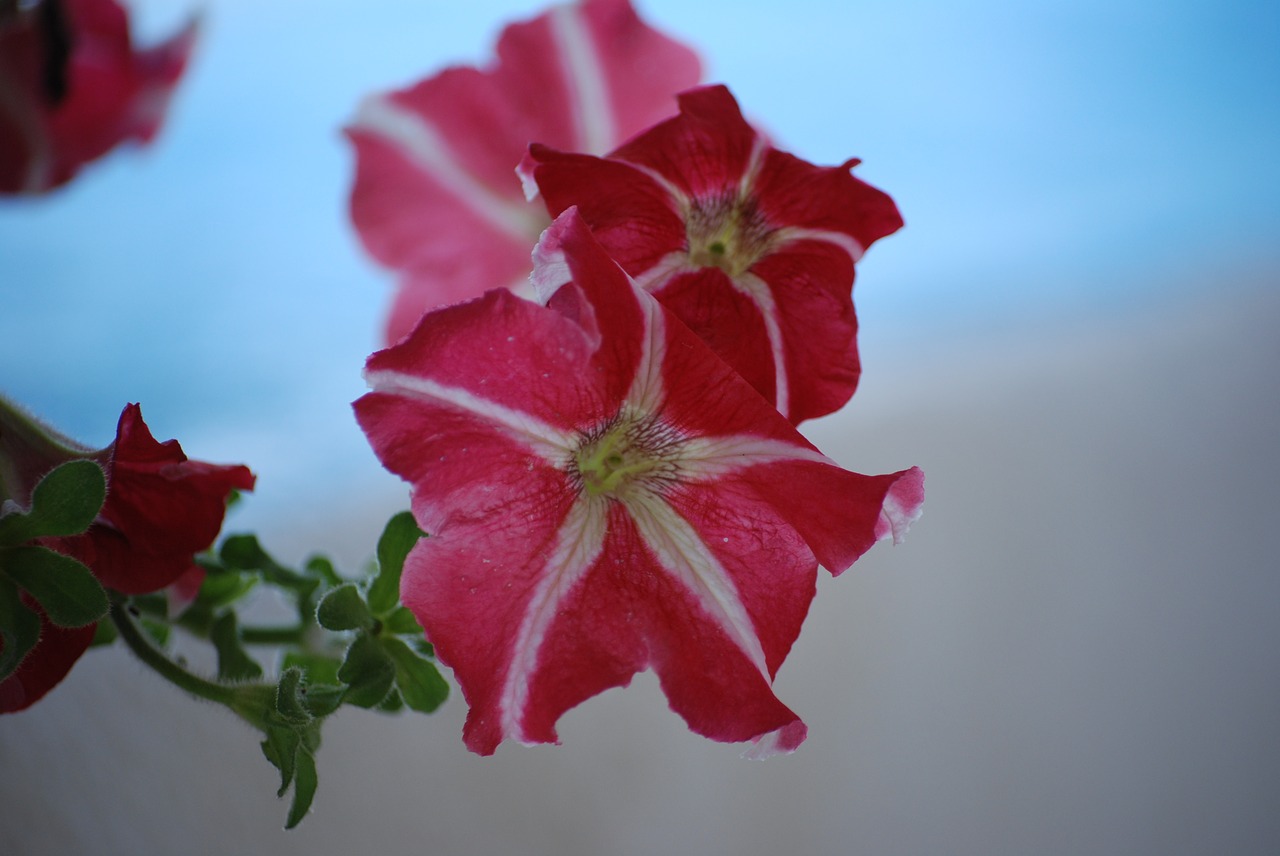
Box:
[0,461,108,683]
[91,510,443,829]
[181,512,441,828]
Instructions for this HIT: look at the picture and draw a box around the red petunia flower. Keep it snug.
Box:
[345,0,701,344]
[355,210,922,756]
[0,0,197,194]
[0,400,254,712]
[519,85,904,424]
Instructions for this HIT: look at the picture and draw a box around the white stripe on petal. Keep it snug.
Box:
[739,135,769,196]
[611,157,691,209]
[364,369,576,458]
[628,491,771,682]
[631,252,697,294]
[771,226,867,264]
[732,271,790,418]
[677,435,832,481]
[500,495,610,742]
[622,291,667,417]
[551,3,616,154]
[350,95,543,242]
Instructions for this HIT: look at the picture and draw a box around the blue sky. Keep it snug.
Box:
[1,0,1276,541]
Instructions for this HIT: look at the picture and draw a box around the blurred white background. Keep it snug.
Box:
[1,1,1278,853]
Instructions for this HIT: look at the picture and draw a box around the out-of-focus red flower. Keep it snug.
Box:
[520,85,904,424]
[345,0,701,344]
[355,210,923,756]
[0,400,254,712]
[0,0,197,194]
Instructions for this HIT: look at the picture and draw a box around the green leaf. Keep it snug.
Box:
[337,632,395,709]
[302,683,345,718]
[303,555,342,587]
[0,578,41,682]
[1,545,107,627]
[140,618,171,648]
[368,511,423,616]
[220,535,312,591]
[383,605,423,636]
[382,636,449,713]
[285,745,319,830]
[377,688,404,713]
[316,584,372,632]
[193,569,258,611]
[261,725,301,795]
[0,460,106,545]
[89,617,118,647]
[210,612,264,681]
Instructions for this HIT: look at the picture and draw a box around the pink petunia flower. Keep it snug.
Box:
[519,84,904,424]
[345,0,701,344]
[0,0,197,194]
[0,399,254,712]
[355,209,923,756]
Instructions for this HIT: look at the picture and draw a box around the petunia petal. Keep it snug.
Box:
[81,405,254,595]
[346,0,701,342]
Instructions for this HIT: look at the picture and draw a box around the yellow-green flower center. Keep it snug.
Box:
[573,413,682,499]
[685,194,773,278]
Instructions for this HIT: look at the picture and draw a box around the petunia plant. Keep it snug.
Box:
[2,0,925,831]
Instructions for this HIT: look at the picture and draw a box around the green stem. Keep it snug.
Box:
[109,598,271,728]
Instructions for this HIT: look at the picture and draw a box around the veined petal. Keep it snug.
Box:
[744,241,860,423]
[627,490,769,681]
[86,404,254,595]
[521,144,687,272]
[728,463,925,575]
[753,148,904,253]
[608,85,758,197]
[363,288,606,436]
[533,209,649,406]
[397,468,582,755]
[500,494,609,744]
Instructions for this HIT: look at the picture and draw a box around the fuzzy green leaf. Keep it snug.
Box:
[285,746,319,829]
[368,511,423,616]
[1,545,107,628]
[0,460,106,545]
[316,584,372,632]
[383,605,423,636]
[382,636,449,713]
[337,632,395,709]
[304,555,341,587]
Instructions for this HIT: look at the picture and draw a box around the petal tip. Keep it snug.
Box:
[740,719,808,760]
[875,466,925,545]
